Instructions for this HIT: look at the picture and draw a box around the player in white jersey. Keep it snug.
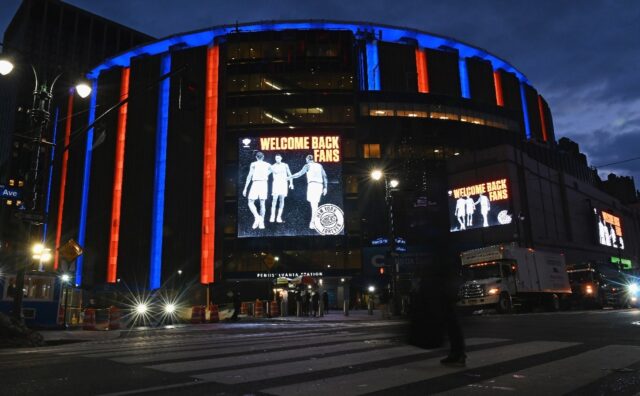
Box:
[290,155,328,229]
[475,193,491,227]
[269,154,293,223]
[242,152,272,229]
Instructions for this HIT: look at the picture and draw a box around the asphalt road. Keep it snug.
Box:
[1,309,640,395]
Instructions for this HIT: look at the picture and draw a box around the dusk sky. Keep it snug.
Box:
[2,0,639,184]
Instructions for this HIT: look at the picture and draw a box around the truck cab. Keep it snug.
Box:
[460,260,517,313]
[458,245,570,313]
[568,262,638,309]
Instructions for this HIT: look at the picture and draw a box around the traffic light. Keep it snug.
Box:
[379,267,385,275]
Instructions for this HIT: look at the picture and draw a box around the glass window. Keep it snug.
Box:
[363,144,381,159]
[345,175,359,194]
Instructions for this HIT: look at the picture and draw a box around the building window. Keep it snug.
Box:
[363,144,381,158]
[345,175,359,194]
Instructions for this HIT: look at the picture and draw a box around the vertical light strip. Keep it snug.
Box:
[43,107,59,243]
[365,40,380,90]
[76,79,98,286]
[201,45,219,285]
[415,48,429,93]
[54,93,74,270]
[538,95,548,142]
[357,47,367,91]
[519,82,531,139]
[106,67,130,284]
[149,54,171,290]
[458,57,470,99]
[493,71,504,107]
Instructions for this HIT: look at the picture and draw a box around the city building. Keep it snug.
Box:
[2,18,638,311]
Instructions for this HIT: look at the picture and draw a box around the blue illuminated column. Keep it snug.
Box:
[76,79,98,286]
[519,81,532,139]
[42,107,59,241]
[458,58,470,99]
[149,54,171,290]
[366,40,381,91]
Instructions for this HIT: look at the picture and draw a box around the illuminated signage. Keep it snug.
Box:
[238,135,344,238]
[594,208,624,250]
[448,178,512,232]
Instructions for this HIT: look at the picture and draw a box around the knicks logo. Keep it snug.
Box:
[312,204,345,235]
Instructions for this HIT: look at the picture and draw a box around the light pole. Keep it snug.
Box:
[60,273,71,328]
[370,169,400,315]
[0,49,91,322]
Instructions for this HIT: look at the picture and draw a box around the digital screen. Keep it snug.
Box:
[594,208,624,250]
[238,135,344,238]
[448,178,512,232]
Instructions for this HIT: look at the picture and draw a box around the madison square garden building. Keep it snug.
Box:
[45,21,573,302]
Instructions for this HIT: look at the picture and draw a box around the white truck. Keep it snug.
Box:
[458,245,571,313]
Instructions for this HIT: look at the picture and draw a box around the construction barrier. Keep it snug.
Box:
[83,308,96,330]
[270,300,280,317]
[57,305,65,326]
[240,302,248,316]
[254,299,264,318]
[191,305,206,324]
[109,306,122,330]
[208,304,219,323]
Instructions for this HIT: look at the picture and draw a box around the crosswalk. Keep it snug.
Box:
[11,322,640,395]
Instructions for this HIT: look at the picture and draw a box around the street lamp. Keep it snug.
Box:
[0,51,92,322]
[60,273,72,328]
[370,169,401,315]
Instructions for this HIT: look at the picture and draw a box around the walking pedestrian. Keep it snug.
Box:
[312,292,319,317]
[231,291,241,321]
[322,291,329,313]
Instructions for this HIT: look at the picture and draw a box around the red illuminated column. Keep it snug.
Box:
[201,45,219,284]
[53,92,74,270]
[415,48,429,93]
[493,71,504,107]
[107,67,130,283]
[538,95,548,142]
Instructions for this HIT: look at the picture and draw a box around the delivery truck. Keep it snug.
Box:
[458,245,571,313]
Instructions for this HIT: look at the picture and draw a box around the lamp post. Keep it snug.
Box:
[61,273,71,328]
[0,48,91,322]
[370,169,400,316]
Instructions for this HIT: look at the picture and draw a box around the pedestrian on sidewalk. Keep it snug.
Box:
[231,291,241,321]
[322,291,329,314]
[312,292,319,317]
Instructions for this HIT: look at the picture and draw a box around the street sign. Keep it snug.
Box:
[14,211,46,225]
[58,239,83,262]
[395,237,406,245]
[371,237,389,246]
[0,184,22,200]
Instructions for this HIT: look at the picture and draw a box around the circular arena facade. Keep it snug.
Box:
[50,21,556,299]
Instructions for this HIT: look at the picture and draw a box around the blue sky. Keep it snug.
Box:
[2,0,639,185]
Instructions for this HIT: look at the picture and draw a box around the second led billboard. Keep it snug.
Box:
[238,135,344,238]
[448,178,512,232]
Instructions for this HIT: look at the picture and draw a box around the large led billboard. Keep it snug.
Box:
[448,178,512,232]
[594,208,624,250]
[238,135,344,238]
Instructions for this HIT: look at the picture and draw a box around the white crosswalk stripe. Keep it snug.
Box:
[261,340,579,396]
[34,324,637,396]
[438,344,640,395]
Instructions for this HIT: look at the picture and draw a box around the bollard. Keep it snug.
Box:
[296,301,302,317]
[319,301,324,317]
[281,300,287,317]
[368,299,373,315]
[343,300,349,316]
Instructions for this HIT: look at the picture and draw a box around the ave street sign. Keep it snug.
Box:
[0,184,22,200]
[14,211,46,224]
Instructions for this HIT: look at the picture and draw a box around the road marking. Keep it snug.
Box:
[117,332,398,364]
[438,344,640,395]
[261,341,578,396]
[154,340,396,374]
[194,338,508,384]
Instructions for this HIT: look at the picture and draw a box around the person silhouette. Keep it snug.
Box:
[269,154,293,223]
[242,151,271,229]
[289,155,328,229]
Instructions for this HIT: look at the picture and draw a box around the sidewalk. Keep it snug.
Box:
[32,309,397,344]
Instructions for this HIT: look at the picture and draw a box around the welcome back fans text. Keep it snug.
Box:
[259,136,340,162]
